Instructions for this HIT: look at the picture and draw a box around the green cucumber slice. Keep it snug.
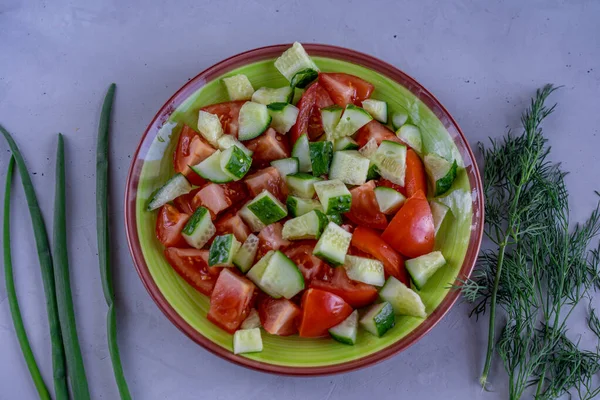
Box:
[233,233,259,273]
[197,110,224,147]
[291,134,312,172]
[374,186,406,214]
[361,99,388,123]
[181,206,216,249]
[147,173,193,211]
[424,154,458,196]
[259,250,305,299]
[359,302,395,337]
[240,309,261,329]
[396,124,422,154]
[246,251,279,298]
[267,102,299,134]
[327,213,343,226]
[244,190,288,225]
[405,251,446,290]
[217,135,253,157]
[391,110,409,130]
[222,74,254,101]
[286,196,322,217]
[333,137,359,151]
[233,328,263,354]
[208,234,241,267]
[313,222,352,265]
[282,210,329,240]
[371,140,407,186]
[329,310,358,345]
[321,105,344,141]
[290,68,318,89]
[430,200,450,235]
[286,173,322,198]
[379,276,426,318]
[309,140,333,177]
[366,163,380,181]
[333,104,372,139]
[313,179,352,214]
[219,145,252,180]
[343,255,385,287]
[329,150,370,186]
[271,157,299,180]
[251,86,293,105]
[190,150,233,184]
[274,42,320,82]
[238,101,272,141]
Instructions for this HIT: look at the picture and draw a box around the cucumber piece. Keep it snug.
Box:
[240,308,261,329]
[267,102,299,134]
[251,86,293,105]
[374,186,406,214]
[313,222,352,265]
[190,150,233,184]
[181,206,216,249]
[271,157,299,180]
[245,190,288,225]
[371,140,407,186]
[361,99,388,123]
[290,68,319,89]
[217,135,253,157]
[359,302,395,337]
[321,105,344,141]
[291,134,312,172]
[329,150,370,186]
[233,328,263,354]
[344,255,385,287]
[222,74,254,101]
[430,200,450,235]
[292,87,304,105]
[366,163,380,180]
[424,154,458,196]
[333,137,359,151]
[246,251,279,298]
[329,310,358,345]
[197,110,224,147]
[147,173,192,211]
[391,110,409,130]
[274,42,320,82]
[282,210,329,240]
[286,173,322,198]
[286,196,322,217]
[397,124,422,154]
[233,233,259,273]
[333,105,372,139]
[358,138,379,159]
[327,213,343,225]
[238,205,265,232]
[259,250,305,299]
[238,101,271,141]
[309,140,333,176]
[379,276,426,318]
[313,179,352,214]
[405,251,446,290]
[208,234,241,267]
[219,145,252,180]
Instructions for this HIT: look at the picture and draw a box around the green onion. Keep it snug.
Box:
[96,83,132,399]
[0,124,68,399]
[53,134,90,399]
[3,156,52,400]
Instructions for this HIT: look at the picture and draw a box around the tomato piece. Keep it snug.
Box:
[173,125,215,186]
[318,73,374,107]
[289,82,318,144]
[207,269,256,333]
[355,120,402,147]
[257,222,290,259]
[381,190,435,258]
[258,297,301,336]
[164,248,220,296]
[298,288,353,337]
[310,267,378,308]
[351,226,409,285]
[155,205,190,247]
[377,178,404,195]
[201,101,245,137]
[214,210,251,243]
[173,188,201,215]
[283,240,332,282]
[404,149,428,198]
[307,84,335,139]
[244,128,290,168]
[344,181,388,230]
[244,166,288,203]
[192,181,248,218]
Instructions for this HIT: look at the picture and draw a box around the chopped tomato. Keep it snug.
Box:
[289,82,318,144]
[381,190,435,258]
[244,166,288,203]
[207,269,256,333]
[355,120,402,147]
[164,248,220,296]
[192,181,248,218]
[201,101,245,137]
[173,188,201,215]
[404,149,428,198]
[155,205,190,248]
[257,222,290,259]
[307,84,335,139]
[377,178,404,195]
[345,181,388,230]
[351,226,409,285]
[244,128,290,168]
[298,288,353,337]
[310,267,378,308]
[258,297,301,336]
[173,125,215,186]
[283,240,332,282]
[318,73,374,107]
[214,211,251,243]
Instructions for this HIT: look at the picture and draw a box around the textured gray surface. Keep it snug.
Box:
[1,0,599,399]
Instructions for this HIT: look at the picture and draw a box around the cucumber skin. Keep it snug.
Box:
[372,302,395,337]
[329,331,355,345]
[182,207,209,235]
[325,194,352,214]
[247,194,287,225]
[291,68,318,89]
[434,159,458,196]
[327,213,343,225]
[309,141,333,177]
[222,146,252,179]
[366,163,380,181]
[208,235,237,266]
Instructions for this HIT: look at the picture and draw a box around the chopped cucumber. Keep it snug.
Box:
[259,250,305,299]
[391,110,409,130]
[222,74,254,101]
[233,328,263,354]
[424,153,458,196]
[181,206,216,249]
[406,251,446,290]
[219,145,252,180]
[197,110,224,147]
[290,68,319,89]
[361,99,388,123]
[274,42,320,82]
[333,137,359,151]
[240,308,261,329]
[344,255,385,286]
[371,140,407,186]
[243,190,288,226]
[333,105,372,139]
[233,233,259,273]
[359,302,395,337]
[321,105,344,141]
[359,138,378,159]
[190,150,233,184]
[292,87,304,105]
[313,180,352,214]
[147,173,193,211]
[379,276,426,318]
[327,213,343,225]
[282,210,329,240]
[329,310,358,345]
[366,162,380,180]
[251,86,294,105]
[267,102,299,134]
[286,196,322,217]
[246,251,279,298]
[286,173,322,198]
[309,141,333,176]
[291,134,312,172]
[313,222,352,265]
[238,101,271,141]
[208,234,241,267]
[430,200,450,235]
[374,186,406,214]
[271,157,299,180]
[396,124,422,154]
[217,135,253,157]
[329,150,370,186]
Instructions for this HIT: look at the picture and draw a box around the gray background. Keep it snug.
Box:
[1,0,599,399]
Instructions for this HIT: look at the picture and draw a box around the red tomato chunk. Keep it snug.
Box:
[207,269,256,334]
